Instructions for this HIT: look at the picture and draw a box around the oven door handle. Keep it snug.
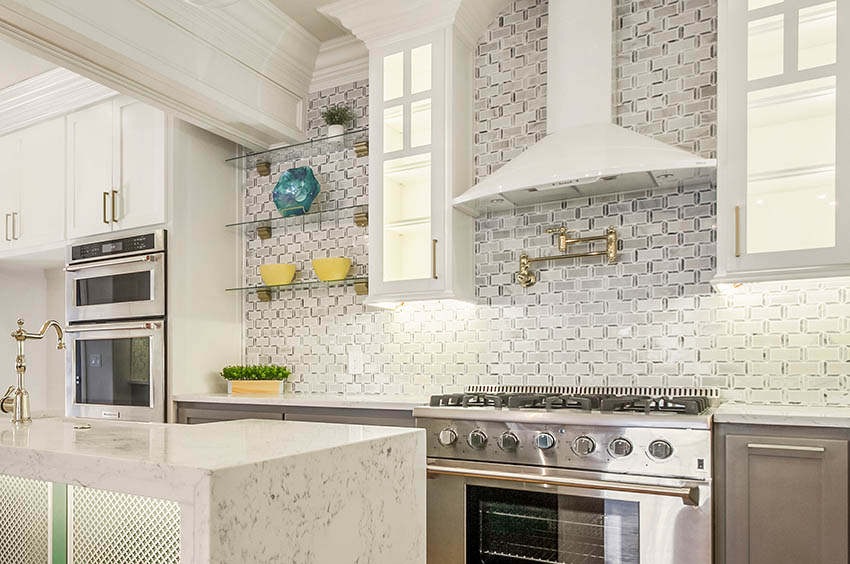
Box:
[65,322,162,333]
[65,254,159,272]
[426,463,700,506]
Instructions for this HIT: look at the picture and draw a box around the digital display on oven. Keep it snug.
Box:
[102,242,123,253]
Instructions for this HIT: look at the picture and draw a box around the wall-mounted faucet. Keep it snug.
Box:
[2,319,65,424]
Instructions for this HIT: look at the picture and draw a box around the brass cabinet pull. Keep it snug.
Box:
[103,192,109,224]
[112,189,118,223]
[432,239,438,279]
[11,212,18,240]
[734,205,741,258]
[4,214,10,241]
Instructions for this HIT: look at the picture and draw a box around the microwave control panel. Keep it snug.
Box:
[71,232,164,262]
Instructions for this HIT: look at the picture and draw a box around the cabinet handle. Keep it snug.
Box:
[734,205,741,258]
[11,212,17,240]
[747,443,825,453]
[112,189,119,223]
[103,192,109,224]
[432,239,438,279]
[4,214,10,241]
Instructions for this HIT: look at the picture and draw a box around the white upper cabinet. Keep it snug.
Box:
[717,0,850,283]
[368,31,474,303]
[0,117,66,252]
[67,97,166,240]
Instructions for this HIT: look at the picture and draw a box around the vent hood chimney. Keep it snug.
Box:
[454,0,716,216]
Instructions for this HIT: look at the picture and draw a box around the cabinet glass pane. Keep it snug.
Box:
[383,153,431,281]
[749,0,782,9]
[384,106,403,153]
[748,77,835,175]
[799,2,837,70]
[411,44,432,94]
[749,15,784,80]
[410,99,431,148]
[383,52,404,101]
[747,77,837,253]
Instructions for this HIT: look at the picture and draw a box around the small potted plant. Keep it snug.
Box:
[221,365,291,395]
[321,105,354,137]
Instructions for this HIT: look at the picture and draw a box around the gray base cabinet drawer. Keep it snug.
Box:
[724,434,848,564]
[175,402,414,427]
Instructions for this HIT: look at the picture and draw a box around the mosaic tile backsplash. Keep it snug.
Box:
[243,0,850,405]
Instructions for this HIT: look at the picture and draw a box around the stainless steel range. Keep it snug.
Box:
[414,386,715,564]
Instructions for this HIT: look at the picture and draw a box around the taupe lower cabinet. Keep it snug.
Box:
[175,401,415,427]
[716,425,849,564]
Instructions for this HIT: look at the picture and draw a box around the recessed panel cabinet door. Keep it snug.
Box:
[725,435,848,564]
[18,117,66,249]
[115,99,166,231]
[67,102,114,239]
[0,133,21,252]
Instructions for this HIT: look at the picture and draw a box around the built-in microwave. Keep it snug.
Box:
[65,231,167,422]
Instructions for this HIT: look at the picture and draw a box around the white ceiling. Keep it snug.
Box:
[0,38,56,91]
[266,0,349,42]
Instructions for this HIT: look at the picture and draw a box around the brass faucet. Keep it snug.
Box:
[2,319,65,424]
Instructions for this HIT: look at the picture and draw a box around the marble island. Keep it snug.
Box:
[0,417,425,563]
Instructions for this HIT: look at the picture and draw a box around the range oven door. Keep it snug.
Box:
[426,459,711,564]
[65,320,165,422]
[66,252,165,323]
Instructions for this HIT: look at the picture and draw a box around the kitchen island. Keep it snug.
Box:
[0,417,425,563]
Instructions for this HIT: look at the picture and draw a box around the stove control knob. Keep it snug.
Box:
[468,429,488,450]
[648,440,674,460]
[572,436,596,457]
[609,437,633,458]
[438,428,458,446]
[498,431,520,452]
[535,432,556,450]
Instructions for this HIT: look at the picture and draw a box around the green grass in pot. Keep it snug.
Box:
[221,365,291,381]
[321,105,354,126]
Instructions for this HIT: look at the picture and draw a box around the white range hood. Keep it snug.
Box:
[454,0,716,216]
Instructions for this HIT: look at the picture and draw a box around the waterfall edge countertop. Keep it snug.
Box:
[0,417,426,563]
[172,392,430,411]
[714,402,850,428]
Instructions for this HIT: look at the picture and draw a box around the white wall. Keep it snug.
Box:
[0,267,58,415]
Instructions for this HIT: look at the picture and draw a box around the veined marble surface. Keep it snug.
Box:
[714,403,850,428]
[0,418,426,563]
[173,392,429,411]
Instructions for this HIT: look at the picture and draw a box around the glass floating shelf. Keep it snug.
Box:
[226,128,369,174]
[227,203,368,239]
[226,276,368,303]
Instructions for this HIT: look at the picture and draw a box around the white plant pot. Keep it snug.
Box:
[327,124,345,137]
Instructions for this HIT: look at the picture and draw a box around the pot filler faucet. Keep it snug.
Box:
[2,319,65,424]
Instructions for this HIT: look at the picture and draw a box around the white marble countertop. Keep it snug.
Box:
[173,392,429,411]
[0,417,426,563]
[714,403,850,428]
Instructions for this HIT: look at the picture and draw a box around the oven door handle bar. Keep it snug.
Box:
[426,463,700,506]
[65,254,158,272]
[65,322,162,333]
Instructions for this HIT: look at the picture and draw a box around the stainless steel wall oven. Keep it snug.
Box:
[65,231,166,422]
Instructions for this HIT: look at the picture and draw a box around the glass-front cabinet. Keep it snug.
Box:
[716,0,850,283]
[368,31,474,304]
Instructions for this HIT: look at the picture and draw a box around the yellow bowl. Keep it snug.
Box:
[259,264,296,286]
[312,257,351,281]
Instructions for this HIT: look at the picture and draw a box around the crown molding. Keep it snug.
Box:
[310,35,368,93]
[319,0,511,48]
[0,67,116,136]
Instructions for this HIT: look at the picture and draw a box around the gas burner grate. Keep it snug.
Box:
[600,396,709,415]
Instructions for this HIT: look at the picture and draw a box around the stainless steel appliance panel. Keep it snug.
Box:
[65,321,165,422]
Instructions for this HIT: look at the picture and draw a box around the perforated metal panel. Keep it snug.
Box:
[70,487,180,564]
[0,474,50,563]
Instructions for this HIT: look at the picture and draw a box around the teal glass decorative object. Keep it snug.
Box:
[273,166,321,217]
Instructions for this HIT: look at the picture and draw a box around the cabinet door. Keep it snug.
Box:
[0,133,21,252]
[718,0,850,282]
[370,34,447,300]
[16,117,65,249]
[114,99,166,231]
[725,435,848,564]
[67,102,114,239]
